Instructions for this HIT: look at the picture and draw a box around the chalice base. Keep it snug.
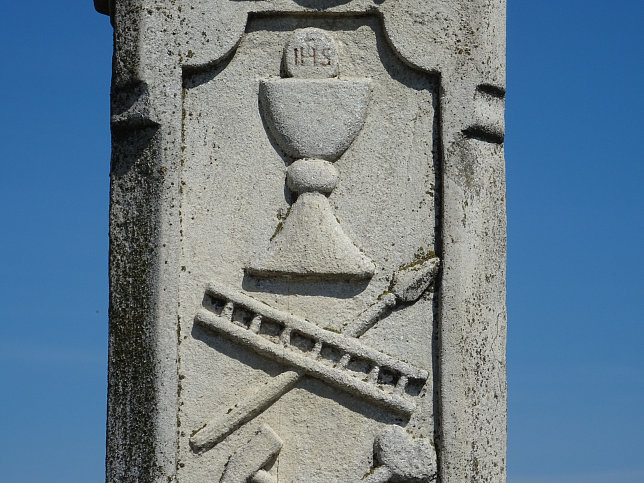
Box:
[247,192,375,281]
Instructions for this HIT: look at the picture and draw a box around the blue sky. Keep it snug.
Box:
[0,1,642,482]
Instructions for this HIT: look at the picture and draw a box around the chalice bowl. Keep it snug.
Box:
[247,28,375,281]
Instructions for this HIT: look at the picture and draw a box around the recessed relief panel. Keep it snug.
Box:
[178,16,439,482]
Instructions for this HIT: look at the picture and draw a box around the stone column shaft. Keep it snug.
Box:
[97,2,507,481]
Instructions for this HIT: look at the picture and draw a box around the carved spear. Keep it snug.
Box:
[190,257,440,453]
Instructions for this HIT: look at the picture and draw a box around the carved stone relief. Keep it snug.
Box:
[248,28,375,281]
[99,0,506,480]
[178,15,440,482]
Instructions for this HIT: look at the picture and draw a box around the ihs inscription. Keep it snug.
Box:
[284,28,339,79]
[293,47,333,68]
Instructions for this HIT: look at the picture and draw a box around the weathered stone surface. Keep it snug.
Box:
[98,1,506,481]
[220,424,283,483]
[284,28,340,79]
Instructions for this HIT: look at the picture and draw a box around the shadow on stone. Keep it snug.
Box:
[297,377,409,426]
[191,320,288,377]
[242,273,369,297]
[288,0,354,8]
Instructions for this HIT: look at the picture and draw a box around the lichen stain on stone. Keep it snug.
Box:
[190,424,207,438]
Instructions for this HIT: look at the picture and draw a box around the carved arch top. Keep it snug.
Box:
[177,0,505,90]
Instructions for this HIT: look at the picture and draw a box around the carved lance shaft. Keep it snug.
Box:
[190,257,439,452]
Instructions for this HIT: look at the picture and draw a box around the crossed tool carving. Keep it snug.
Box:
[190,256,439,455]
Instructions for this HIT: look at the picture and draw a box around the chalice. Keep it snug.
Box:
[247,28,375,281]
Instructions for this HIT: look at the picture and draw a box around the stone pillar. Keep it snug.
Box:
[96,1,506,482]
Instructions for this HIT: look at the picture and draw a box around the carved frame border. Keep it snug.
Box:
[103,1,506,481]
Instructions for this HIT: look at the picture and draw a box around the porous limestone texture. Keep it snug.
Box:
[97,1,506,482]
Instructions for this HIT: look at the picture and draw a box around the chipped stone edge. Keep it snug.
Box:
[105,1,182,482]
